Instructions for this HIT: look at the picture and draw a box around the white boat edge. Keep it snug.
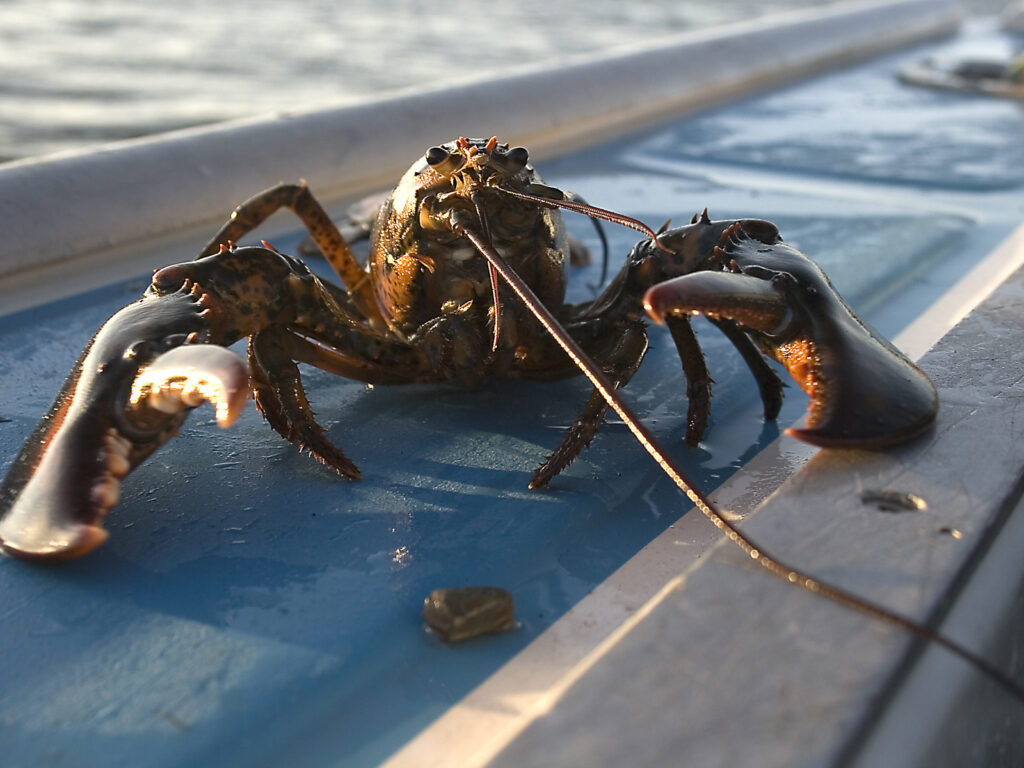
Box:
[0,0,958,303]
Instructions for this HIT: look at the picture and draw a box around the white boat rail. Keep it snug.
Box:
[0,0,957,289]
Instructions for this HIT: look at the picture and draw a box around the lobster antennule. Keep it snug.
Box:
[495,184,674,253]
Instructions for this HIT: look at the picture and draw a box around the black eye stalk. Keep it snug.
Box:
[503,145,529,171]
[423,145,465,175]
[425,146,449,166]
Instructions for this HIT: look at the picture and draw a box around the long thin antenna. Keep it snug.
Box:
[497,185,673,253]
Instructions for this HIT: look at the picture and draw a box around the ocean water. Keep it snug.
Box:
[0,0,844,164]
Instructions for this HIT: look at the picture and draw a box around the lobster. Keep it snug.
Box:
[5,137,1012,701]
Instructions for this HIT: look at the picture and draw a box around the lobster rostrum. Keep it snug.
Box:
[8,137,1012,700]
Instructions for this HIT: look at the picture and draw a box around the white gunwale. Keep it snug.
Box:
[0,0,957,305]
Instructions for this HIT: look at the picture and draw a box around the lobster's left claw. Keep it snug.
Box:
[644,227,938,448]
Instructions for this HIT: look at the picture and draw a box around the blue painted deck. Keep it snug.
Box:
[1,20,1023,767]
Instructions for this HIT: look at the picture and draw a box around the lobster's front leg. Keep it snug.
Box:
[247,327,363,479]
[706,317,785,428]
[644,223,938,448]
[663,315,713,447]
[528,319,649,489]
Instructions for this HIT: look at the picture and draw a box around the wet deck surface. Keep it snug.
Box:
[1,20,1023,768]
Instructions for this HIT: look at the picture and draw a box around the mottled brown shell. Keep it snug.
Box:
[368,138,569,340]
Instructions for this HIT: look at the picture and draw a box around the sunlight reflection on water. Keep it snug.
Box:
[0,0,832,163]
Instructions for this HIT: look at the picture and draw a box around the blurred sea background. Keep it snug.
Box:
[0,0,1009,165]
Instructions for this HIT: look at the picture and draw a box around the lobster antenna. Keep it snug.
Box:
[497,185,674,254]
[451,214,1024,706]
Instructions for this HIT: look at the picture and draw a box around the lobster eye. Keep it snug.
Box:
[505,146,529,169]
[425,146,450,166]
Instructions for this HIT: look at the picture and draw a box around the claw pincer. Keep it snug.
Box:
[0,245,319,559]
[0,286,247,559]
[644,221,938,448]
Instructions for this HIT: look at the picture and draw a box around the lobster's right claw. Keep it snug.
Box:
[0,292,248,561]
[644,226,938,449]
